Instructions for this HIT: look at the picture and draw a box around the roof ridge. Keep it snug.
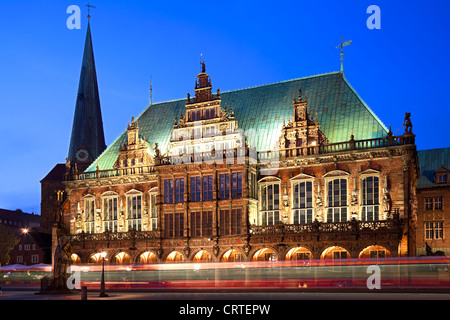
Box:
[341,73,389,133]
[220,70,342,94]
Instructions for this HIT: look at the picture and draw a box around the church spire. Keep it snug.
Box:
[68,20,106,171]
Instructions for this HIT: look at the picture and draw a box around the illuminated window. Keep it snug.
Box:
[84,196,95,234]
[293,181,313,224]
[102,193,118,232]
[327,179,347,222]
[126,192,142,231]
[149,191,158,231]
[361,176,380,221]
[260,183,280,225]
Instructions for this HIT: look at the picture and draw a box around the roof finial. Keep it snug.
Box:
[149,76,153,106]
[86,3,96,20]
[335,37,352,73]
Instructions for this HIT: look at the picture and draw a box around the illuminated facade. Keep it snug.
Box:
[44,25,420,265]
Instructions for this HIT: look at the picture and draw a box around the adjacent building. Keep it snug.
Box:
[416,148,450,256]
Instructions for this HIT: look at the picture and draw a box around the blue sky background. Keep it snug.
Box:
[0,0,449,214]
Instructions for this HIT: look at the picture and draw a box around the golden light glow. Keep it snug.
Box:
[140,251,157,264]
[166,251,185,263]
[285,247,312,261]
[252,248,277,261]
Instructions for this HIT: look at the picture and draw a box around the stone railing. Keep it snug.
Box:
[69,229,159,243]
[250,218,399,236]
[67,165,155,181]
[258,132,415,161]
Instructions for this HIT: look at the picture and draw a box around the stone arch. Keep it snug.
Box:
[137,250,159,264]
[87,252,104,264]
[321,246,351,260]
[111,251,132,265]
[165,250,186,263]
[358,245,391,259]
[285,246,313,261]
[192,249,214,263]
[252,247,279,262]
[221,248,246,262]
[70,253,81,264]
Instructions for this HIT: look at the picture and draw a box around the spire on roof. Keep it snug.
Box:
[68,19,106,171]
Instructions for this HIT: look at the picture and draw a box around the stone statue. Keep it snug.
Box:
[201,61,206,73]
[403,112,413,133]
[154,143,160,157]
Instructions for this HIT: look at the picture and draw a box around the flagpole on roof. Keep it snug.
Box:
[335,37,352,73]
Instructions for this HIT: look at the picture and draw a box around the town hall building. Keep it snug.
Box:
[41,21,420,266]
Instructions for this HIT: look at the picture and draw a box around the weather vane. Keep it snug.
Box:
[86,3,96,19]
[335,37,352,73]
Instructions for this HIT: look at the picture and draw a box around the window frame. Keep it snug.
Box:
[360,175,380,221]
[83,194,96,234]
[323,171,350,223]
[125,189,143,231]
[291,174,315,225]
[259,177,281,226]
[101,191,118,233]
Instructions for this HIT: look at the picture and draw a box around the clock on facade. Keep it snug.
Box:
[76,149,89,162]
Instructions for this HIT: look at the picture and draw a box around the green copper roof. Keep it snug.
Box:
[87,71,388,171]
[417,147,450,189]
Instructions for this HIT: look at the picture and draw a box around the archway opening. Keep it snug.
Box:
[166,251,185,263]
[70,253,81,264]
[139,251,157,264]
[285,247,312,261]
[359,245,391,259]
[88,252,103,264]
[252,248,277,262]
[193,250,213,263]
[112,252,132,265]
[321,246,350,261]
[222,249,244,262]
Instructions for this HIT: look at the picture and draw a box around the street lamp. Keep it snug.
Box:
[99,251,108,297]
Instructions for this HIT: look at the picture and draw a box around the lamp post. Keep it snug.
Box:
[99,251,108,297]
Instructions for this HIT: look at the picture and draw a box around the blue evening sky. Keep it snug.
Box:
[0,1,449,214]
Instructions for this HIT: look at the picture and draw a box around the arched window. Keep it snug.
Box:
[259,178,281,225]
[361,176,380,221]
[102,191,118,232]
[292,180,314,224]
[326,179,348,222]
[83,195,95,233]
[149,188,158,231]
[126,190,142,231]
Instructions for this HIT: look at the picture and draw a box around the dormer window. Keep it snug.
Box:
[434,167,449,184]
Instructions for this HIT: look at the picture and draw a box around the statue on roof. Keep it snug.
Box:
[403,112,413,134]
[201,61,206,73]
